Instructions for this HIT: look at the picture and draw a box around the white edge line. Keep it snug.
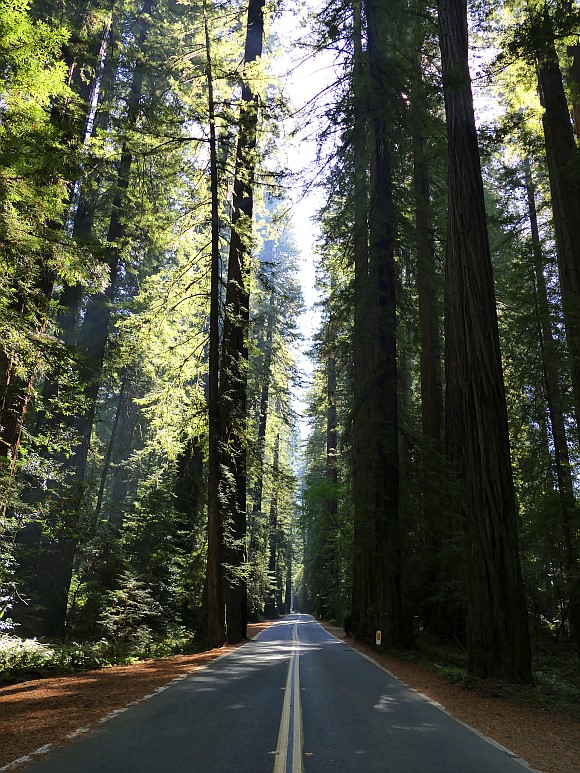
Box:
[0,756,33,771]
[312,618,543,773]
[65,728,90,740]
[0,742,52,772]
[31,745,52,756]
[250,627,268,641]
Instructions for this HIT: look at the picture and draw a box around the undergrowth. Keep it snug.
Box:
[410,633,580,719]
[0,628,201,686]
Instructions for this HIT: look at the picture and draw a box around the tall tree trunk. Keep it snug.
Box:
[535,10,580,447]
[92,373,127,533]
[364,0,404,647]
[324,336,339,619]
[350,0,373,641]
[219,0,265,644]
[438,0,533,683]
[246,292,275,620]
[263,433,280,619]
[248,293,274,562]
[285,536,292,612]
[410,42,448,634]
[203,0,225,647]
[524,157,580,648]
[106,379,144,521]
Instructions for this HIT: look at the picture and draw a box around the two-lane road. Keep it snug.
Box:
[19,614,537,772]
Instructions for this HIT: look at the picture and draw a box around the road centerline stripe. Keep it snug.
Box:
[273,620,304,773]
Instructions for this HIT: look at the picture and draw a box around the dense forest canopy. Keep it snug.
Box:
[0,0,579,687]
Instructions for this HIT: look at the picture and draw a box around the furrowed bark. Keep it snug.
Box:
[219,0,265,644]
[438,0,533,683]
[203,0,225,647]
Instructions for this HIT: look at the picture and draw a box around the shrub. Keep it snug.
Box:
[0,635,111,682]
[98,571,162,657]
[0,635,55,677]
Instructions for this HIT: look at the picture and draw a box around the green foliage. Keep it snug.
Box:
[0,626,202,683]
[0,634,107,682]
[0,0,73,255]
[436,664,467,683]
[98,571,162,656]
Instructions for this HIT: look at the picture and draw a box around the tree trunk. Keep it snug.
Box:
[536,12,580,448]
[263,434,280,619]
[203,0,225,647]
[438,0,533,683]
[350,0,373,641]
[524,157,580,648]
[364,0,404,647]
[219,0,265,644]
[410,41,449,634]
[324,328,339,619]
[248,293,274,563]
[92,373,128,533]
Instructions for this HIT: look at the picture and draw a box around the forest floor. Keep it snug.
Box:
[0,619,578,773]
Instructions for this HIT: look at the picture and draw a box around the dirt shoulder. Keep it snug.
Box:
[319,622,579,773]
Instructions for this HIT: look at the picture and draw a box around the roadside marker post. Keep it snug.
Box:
[375,630,381,647]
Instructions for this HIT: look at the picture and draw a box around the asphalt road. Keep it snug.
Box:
[21,614,537,772]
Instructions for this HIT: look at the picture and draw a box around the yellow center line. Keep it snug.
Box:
[273,621,304,773]
[292,623,302,770]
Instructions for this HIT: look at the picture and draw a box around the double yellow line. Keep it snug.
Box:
[273,621,304,773]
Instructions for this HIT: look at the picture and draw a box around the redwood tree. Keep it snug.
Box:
[217,0,265,643]
[438,0,533,683]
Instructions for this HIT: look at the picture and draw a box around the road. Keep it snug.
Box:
[21,614,536,772]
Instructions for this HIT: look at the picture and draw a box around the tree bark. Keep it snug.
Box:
[524,157,580,648]
[410,41,449,634]
[248,293,274,557]
[92,373,127,533]
[324,333,339,619]
[536,12,580,448]
[263,433,279,619]
[203,0,225,647]
[438,0,533,683]
[218,0,265,644]
[350,0,373,641]
[364,0,404,647]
